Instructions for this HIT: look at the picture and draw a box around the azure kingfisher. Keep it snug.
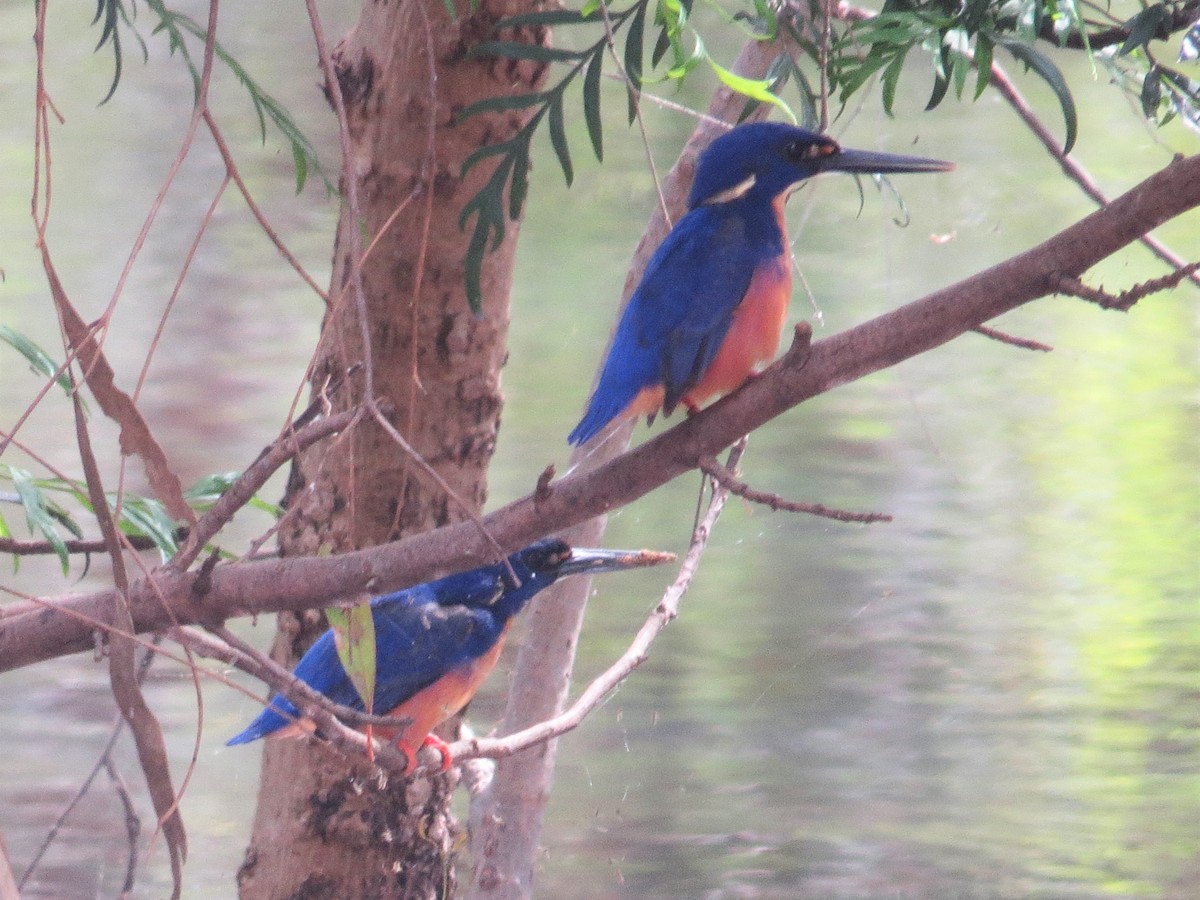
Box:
[227,539,666,770]
[568,121,953,446]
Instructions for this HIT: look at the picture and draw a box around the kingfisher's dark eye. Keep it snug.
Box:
[782,139,839,164]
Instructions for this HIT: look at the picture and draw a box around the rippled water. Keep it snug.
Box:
[1,4,1198,898]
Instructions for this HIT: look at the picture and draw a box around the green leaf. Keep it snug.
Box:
[184,471,280,515]
[625,1,646,90]
[974,32,994,100]
[469,41,584,64]
[326,603,377,715]
[0,325,78,401]
[997,38,1078,153]
[0,504,13,573]
[509,131,532,220]
[584,50,605,161]
[461,135,521,176]
[457,91,549,124]
[460,153,516,313]
[10,467,70,575]
[1119,4,1169,56]
[926,45,951,110]
[1141,65,1162,118]
[548,96,574,186]
[497,9,598,27]
[880,47,909,115]
[118,497,178,560]
[709,59,796,123]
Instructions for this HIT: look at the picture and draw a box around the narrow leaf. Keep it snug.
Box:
[469,41,583,64]
[548,97,574,186]
[10,467,70,575]
[998,38,1078,153]
[709,59,796,123]
[0,325,76,399]
[625,1,646,91]
[974,33,994,100]
[881,49,909,115]
[118,498,179,560]
[1119,4,1168,56]
[584,50,605,161]
[1141,65,1162,118]
[497,9,596,27]
[457,91,549,123]
[327,604,378,715]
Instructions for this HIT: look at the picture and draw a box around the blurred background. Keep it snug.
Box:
[1,2,1197,896]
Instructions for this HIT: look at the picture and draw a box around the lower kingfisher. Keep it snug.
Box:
[227,539,668,770]
[568,121,953,446]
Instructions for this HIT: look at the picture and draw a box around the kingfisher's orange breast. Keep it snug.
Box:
[683,253,791,406]
[379,622,512,749]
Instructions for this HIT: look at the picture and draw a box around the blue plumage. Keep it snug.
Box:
[569,122,952,446]
[227,540,654,752]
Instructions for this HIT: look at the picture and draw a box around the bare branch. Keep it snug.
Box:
[971,325,1054,352]
[699,454,892,523]
[3,152,1199,672]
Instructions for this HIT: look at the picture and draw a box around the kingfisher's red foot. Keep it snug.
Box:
[683,398,701,416]
[394,740,419,772]
[420,734,453,771]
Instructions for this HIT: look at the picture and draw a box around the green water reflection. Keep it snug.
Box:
[1,5,1197,898]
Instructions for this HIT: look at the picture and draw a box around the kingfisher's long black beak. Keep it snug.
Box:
[819,146,954,175]
[557,547,675,578]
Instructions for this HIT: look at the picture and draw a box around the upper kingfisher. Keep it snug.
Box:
[227,539,667,770]
[568,122,953,446]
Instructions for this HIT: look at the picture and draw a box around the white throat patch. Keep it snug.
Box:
[703,174,756,205]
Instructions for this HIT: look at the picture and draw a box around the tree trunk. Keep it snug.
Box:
[237,1,547,897]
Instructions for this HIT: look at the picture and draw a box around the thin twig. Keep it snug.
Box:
[972,324,1053,352]
[452,442,743,763]
[103,756,142,895]
[699,455,892,523]
[169,406,362,572]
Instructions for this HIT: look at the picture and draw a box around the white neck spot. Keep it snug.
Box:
[702,174,756,205]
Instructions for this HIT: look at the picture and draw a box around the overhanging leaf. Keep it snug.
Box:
[709,59,796,123]
[0,325,80,403]
[1120,4,1169,56]
[10,467,70,575]
[584,50,605,161]
[997,38,1078,153]
[548,97,574,186]
[327,603,378,716]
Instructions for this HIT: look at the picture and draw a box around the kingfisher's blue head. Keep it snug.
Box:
[479,539,668,619]
[688,122,952,210]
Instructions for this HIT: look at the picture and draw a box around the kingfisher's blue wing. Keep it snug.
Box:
[368,598,495,714]
[227,587,500,745]
[569,207,761,444]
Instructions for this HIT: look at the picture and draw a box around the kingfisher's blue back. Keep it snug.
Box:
[226,565,519,745]
[568,122,952,446]
[226,540,661,768]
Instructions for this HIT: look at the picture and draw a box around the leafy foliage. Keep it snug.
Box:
[0,466,280,574]
[0,325,80,404]
[89,0,330,192]
[456,0,1198,309]
[456,0,789,311]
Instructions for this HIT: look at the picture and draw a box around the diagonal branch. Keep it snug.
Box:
[2,150,1199,672]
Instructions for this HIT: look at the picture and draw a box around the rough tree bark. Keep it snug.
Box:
[236,1,548,897]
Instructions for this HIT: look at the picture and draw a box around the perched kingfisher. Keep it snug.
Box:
[227,539,666,770]
[568,122,953,446]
